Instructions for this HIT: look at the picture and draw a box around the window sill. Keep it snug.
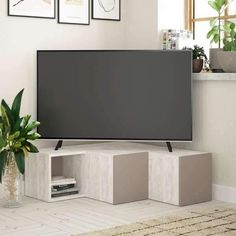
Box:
[193,73,236,81]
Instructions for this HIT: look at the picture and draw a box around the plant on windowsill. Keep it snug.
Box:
[183,45,209,73]
[206,0,233,72]
[0,89,40,208]
[217,21,236,72]
[223,21,236,51]
[207,0,230,48]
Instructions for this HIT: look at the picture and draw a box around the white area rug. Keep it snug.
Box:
[77,207,236,236]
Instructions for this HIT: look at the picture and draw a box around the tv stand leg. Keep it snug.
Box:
[55,140,63,151]
[166,142,173,152]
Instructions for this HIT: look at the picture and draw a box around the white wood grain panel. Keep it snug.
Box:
[84,152,113,203]
[25,153,50,201]
[149,151,179,205]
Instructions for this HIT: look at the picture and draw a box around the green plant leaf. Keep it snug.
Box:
[208,1,221,11]
[207,29,214,39]
[207,29,216,39]
[12,117,23,133]
[191,45,207,60]
[15,149,25,175]
[230,30,236,38]
[22,115,31,128]
[25,141,39,153]
[223,40,231,51]
[13,142,22,149]
[1,100,14,128]
[18,137,25,142]
[9,131,20,141]
[25,121,40,134]
[0,116,3,133]
[217,0,225,8]
[224,21,231,29]
[0,105,10,130]
[0,150,8,183]
[230,22,236,30]
[0,138,4,150]
[11,89,24,122]
[213,34,220,43]
[0,128,7,149]
[27,133,41,141]
[210,18,218,27]
[207,25,219,40]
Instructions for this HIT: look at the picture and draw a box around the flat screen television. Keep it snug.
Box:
[37,50,192,143]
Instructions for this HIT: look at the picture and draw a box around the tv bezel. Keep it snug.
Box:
[37,50,192,142]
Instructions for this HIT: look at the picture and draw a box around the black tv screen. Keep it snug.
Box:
[37,50,192,141]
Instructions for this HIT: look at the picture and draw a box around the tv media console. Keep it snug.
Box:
[25,142,212,206]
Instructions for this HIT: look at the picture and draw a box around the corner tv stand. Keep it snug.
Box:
[25,142,211,206]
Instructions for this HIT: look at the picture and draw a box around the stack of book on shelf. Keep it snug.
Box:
[51,176,79,198]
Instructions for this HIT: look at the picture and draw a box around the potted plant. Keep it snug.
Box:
[207,0,233,72]
[217,21,236,72]
[192,45,208,73]
[0,89,40,208]
[184,45,208,73]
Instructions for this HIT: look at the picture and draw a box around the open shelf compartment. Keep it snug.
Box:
[49,155,85,202]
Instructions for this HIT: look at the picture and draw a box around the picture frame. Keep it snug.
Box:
[92,0,120,21]
[8,0,56,19]
[58,0,90,25]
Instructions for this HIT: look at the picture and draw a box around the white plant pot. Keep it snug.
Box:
[217,51,236,73]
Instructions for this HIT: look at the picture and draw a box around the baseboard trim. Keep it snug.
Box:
[212,184,236,204]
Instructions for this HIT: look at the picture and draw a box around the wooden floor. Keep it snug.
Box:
[0,197,234,236]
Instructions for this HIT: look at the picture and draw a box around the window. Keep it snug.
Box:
[185,0,236,48]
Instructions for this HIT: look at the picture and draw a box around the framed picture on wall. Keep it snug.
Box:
[8,0,56,19]
[92,0,120,21]
[58,0,90,25]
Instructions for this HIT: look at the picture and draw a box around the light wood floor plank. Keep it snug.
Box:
[0,197,235,236]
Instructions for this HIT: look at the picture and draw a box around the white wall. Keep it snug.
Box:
[157,0,185,48]
[125,0,158,49]
[185,81,236,188]
[157,0,184,29]
[0,1,127,116]
[125,0,185,49]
